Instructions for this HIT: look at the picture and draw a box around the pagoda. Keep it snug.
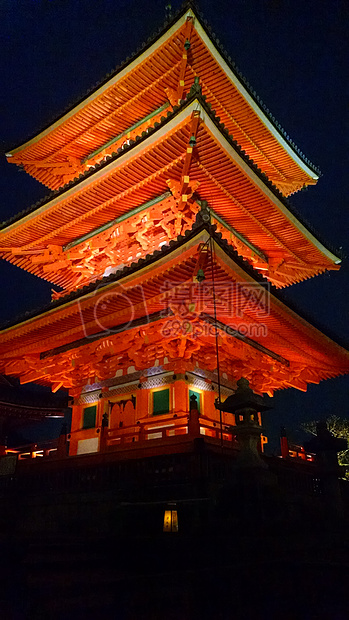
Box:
[1,3,348,458]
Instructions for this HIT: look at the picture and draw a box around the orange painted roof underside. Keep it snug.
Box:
[0,231,347,396]
[6,9,318,196]
[0,100,339,292]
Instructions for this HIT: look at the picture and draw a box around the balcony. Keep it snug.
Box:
[104,411,235,451]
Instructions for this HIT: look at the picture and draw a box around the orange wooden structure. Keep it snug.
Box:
[5,8,319,197]
[1,5,348,457]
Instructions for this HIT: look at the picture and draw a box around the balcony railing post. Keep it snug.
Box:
[139,423,146,443]
[280,427,289,459]
[188,394,200,438]
[100,413,109,452]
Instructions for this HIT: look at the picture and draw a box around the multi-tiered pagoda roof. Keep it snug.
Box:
[6,5,319,196]
[0,3,348,407]
[0,92,340,291]
[0,219,347,397]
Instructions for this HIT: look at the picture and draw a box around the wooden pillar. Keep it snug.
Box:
[137,385,149,420]
[174,380,187,414]
[204,388,218,420]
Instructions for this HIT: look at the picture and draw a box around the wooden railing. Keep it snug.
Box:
[3,411,236,464]
[2,433,67,461]
[5,443,58,460]
[280,435,314,462]
[103,411,235,450]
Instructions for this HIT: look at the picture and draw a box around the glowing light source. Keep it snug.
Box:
[163,504,178,532]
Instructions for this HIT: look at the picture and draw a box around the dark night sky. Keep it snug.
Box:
[0,0,348,449]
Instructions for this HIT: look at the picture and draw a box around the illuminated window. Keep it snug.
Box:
[152,389,170,416]
[163,508,178,532]
[189,389,201,413]
[82,405,97,429]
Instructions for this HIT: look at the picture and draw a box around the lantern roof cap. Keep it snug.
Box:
[216,378,272,414]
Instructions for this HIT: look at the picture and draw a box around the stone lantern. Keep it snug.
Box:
[215,378,277,525]
[216,377,272,469]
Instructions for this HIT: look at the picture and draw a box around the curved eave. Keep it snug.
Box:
[192,15,319,182]
[0,224,342,346]
[0,402,64,418]
[6,10,192,156]
[6,7,319,190]
[0,226,348,384]
[213,239,349,363]
[0,98,340,272]
[199,103,337,266]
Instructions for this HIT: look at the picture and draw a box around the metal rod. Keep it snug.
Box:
[209,232,224,450]
[200,313,289,366]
